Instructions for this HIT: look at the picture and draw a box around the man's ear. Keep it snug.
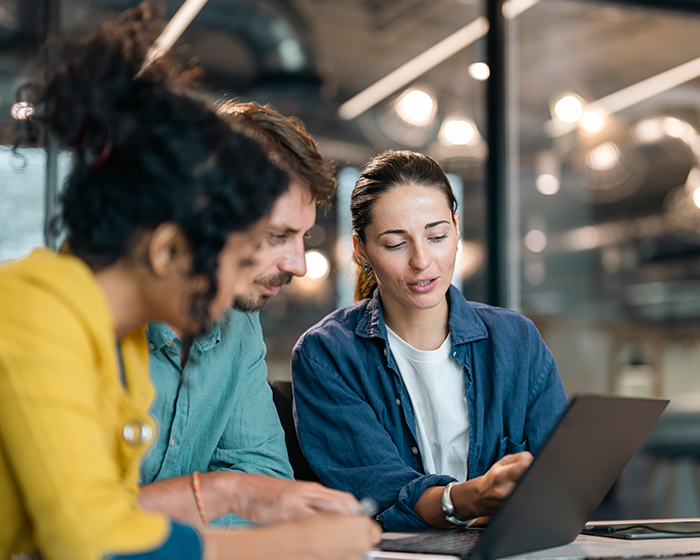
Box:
[148,223,191,277]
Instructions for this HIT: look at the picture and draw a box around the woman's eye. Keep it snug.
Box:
[431,234,448,242]
[385,242,404,250]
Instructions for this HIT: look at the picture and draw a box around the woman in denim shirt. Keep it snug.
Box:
[291,150,568,532]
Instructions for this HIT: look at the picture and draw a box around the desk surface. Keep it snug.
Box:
[368,519,700,560]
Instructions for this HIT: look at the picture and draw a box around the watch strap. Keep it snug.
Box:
[440,481,474,527]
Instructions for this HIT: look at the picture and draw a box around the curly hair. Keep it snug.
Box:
[217,101,336,209]
[29,2,288,331]
[351,150,457,302]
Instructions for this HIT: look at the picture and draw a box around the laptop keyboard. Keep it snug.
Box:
[377,529,483,555]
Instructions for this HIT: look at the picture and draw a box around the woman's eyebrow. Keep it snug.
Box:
[377,229,407,238]
[377,220,450,238]
[426,220,450,229]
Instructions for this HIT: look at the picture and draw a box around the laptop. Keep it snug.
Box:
[374,394,669,560]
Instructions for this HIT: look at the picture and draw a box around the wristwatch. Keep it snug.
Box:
[441,481,474,527]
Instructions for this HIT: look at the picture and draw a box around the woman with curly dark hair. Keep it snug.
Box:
[0,4,378,560]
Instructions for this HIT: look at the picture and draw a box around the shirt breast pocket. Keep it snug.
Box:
[498,436,527,460]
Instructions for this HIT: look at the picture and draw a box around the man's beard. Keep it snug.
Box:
[234,271,293,312]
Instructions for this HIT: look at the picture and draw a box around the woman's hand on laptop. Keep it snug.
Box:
[468,451,534,516]
[226,472,363,524]
[439,451,533,523]
[413,452,534,527]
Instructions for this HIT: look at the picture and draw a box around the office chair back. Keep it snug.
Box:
[268,379,320,482]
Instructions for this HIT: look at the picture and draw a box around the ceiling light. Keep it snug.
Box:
[580,109,606,134]
[336,0,542,120]
[662,117,696,143]
[535,151,560,194]
[468,62,490,81]
[524,229,547,253]
[547,53,700,138]
[338,18,488,120]
[305,250,330,279]
[553,95,583,123]
[442,119,476,145]
[570,226,600,250]
[634,119,664,144]
[536,174,560,195]
[586,142,620,171]
[395,89,436,127]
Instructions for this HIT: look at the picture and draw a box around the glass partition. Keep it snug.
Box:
[513,0,700,401]
[513,0,700,519]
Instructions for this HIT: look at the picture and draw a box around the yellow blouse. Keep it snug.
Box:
[0,249,168,560]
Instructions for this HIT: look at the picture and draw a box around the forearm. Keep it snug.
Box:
[413,481,481,528]
[139,472,232,527]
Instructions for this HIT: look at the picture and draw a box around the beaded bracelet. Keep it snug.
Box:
[191,471,210,525]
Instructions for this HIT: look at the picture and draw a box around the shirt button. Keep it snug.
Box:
[169,438,175,447]
[166,340,175,347]
[396,398,401,406]
[383,348,387,357]
[411,447,419,455]
[148,343,155,350]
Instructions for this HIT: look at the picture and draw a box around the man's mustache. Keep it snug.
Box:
[256,272,293,288]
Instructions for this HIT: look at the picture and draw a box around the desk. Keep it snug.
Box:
[367,519,700,560]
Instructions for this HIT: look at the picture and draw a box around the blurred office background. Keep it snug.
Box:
[2,0,700,519]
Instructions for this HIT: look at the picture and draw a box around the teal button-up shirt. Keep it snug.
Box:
[141,309,294,527]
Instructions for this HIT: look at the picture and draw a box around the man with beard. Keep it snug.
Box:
[137,102,360,528]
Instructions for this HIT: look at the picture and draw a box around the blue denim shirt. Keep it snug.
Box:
[142,309,293,527]
[291,285,567,531]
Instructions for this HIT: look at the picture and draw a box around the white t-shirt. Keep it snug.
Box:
[386,326,469,481]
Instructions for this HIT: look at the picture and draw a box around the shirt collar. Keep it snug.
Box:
[355,284,488,344]
[146,320,222,353]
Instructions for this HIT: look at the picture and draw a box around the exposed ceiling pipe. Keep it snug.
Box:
[337,0,540,121]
